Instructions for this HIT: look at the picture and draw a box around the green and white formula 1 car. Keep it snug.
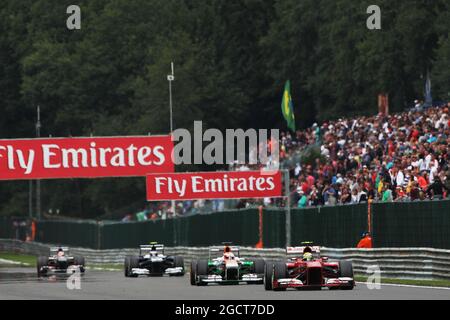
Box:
[190,243,265,286]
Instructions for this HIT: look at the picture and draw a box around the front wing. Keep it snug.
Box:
[39,265,84,275]
[130,267,184,276]
[197,273,263,285]
[273,277,354,289]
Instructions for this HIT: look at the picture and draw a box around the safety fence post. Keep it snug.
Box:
[256,206,263,248]
[284,169,291,247]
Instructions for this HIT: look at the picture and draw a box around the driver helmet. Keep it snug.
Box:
[57,248,65,257]
[223,246,234,260]
[303,252,313,261]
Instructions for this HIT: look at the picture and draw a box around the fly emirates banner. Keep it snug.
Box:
[0,136,174,180]
[146,171,282,201]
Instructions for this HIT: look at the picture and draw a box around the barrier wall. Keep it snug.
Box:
[0,217,12,239]
[36,220,99,248]
[0,216,28,240]
[2,239,450,281]
[291,203,367,248]
[17,200,450,249]
[373,200,450,249]
[98,210,259,249]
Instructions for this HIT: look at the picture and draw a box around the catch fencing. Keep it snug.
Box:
[33,205,367,249]
[2,200,450,250]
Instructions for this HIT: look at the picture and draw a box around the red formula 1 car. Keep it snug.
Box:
[264,244,354,291]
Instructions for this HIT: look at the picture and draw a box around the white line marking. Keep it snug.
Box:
[356,281,450,290]
[86,267,120,272]
[0,258,30,266]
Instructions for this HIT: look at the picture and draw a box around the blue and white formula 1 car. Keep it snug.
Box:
[124,243,185,277]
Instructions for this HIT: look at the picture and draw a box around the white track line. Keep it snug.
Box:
[86,267,120,272]
[0,258,30,266]
[355,281,450,290]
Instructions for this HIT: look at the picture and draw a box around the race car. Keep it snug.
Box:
[264,243,354,291]
[124,243,185,277]
[37,247,85,277]
[190,243,265,286]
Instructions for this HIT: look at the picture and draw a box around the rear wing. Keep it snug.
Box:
[209,246,240,258]
[286,246,321,255]
[140,244,164,254]
[50,246,69,254]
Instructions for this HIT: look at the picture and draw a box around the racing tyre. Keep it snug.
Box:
[173,256,185,276]
[190,260,198,285]
[128,256,140,278]
[252,259,265,274]
[264,262,274,291]
[273,262,288,291]
[74,256,85,273]
[124,256,131,277]
[338,260,354,290]
[37,256,48,277]
[250,259,265,284]
[195,259,209,286]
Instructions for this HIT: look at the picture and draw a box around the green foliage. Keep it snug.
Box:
[431,0,450,100]
[0,252,36,266]
[0,0,448,217]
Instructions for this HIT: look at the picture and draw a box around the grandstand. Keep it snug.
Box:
[123,104,450,221]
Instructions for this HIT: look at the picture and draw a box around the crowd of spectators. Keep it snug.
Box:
[122,102,450,220]
[279,104,450,208]
[122,198,226,222]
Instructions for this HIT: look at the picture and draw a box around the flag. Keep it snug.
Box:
[281,80,296,132]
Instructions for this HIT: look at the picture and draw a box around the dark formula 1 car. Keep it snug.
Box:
[190,243,265,286]
[264,244,354,291]
[37,247,85,276]
[124,243,185,277]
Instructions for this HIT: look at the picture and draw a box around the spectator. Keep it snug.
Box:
[297,190,308,208]
[417,171,429,191]
[395,186,407,202]
[121,214,132,222]
[357,232,373,248]
[409,181,421,201]
[142,104,450,219]
[358,188,368,203]
[426,177,448,199]
[350,188,359,204]
[382,183,393,202]
[340,187,352,204]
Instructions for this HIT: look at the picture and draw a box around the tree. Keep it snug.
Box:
[0,0,448,217]
[432,0,450,101]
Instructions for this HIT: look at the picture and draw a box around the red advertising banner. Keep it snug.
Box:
[0,136,173,180]
[146,170,282,201]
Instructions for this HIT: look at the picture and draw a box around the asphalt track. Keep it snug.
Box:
[0,267,449,300]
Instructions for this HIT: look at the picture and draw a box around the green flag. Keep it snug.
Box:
[281,80,296,131]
